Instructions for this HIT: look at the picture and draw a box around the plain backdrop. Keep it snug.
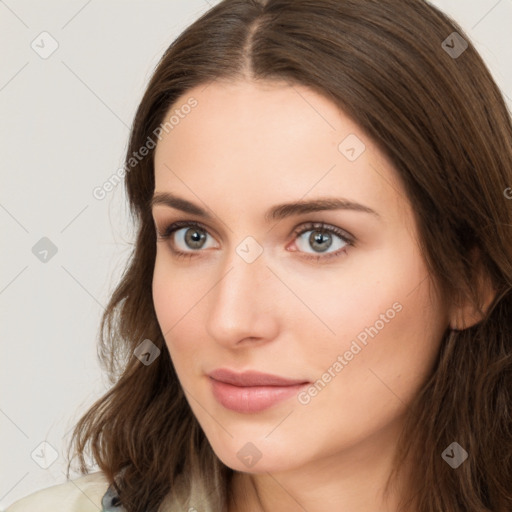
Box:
[1,0,511,508]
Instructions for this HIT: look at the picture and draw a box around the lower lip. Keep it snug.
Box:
[209,377,309,413]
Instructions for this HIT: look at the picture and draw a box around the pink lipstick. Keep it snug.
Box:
[208,369,309,413]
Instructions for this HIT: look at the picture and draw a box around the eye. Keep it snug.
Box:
[156,220,217,259]
[155,220,355,262]
[289,222,354,262]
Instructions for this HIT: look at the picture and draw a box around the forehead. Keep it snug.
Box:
[155,79,352,166]
[153,79,409,224]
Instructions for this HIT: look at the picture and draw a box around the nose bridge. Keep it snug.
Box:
[215,239,268,310]
[205,238,277,343]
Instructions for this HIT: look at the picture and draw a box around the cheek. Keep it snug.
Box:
[333,294,442,432]
[301,239,446,394]
[152,256,208,369]
[152,258,186,354]
[293,281,445,449]
[152,259,173,333]
[152,253,199,331]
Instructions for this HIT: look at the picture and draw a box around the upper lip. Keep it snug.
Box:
[208,368,309,387]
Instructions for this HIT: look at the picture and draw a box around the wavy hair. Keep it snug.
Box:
[66,1,512,510]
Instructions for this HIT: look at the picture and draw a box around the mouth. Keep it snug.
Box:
[208,368,310,414]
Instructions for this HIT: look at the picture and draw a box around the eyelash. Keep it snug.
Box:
[156,220,355,263]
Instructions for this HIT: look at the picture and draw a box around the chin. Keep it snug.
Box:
[206,435,303,474]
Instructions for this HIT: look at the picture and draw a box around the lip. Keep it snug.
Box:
[208,368,310,413]
[208,368,309,386]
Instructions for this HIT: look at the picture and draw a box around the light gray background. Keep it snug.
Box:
[1,0,511,508]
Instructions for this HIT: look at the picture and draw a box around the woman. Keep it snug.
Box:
[7,0,512,511]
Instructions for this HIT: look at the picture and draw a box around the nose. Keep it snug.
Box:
[205,245,280,348]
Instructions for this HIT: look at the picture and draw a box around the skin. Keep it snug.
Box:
[151,79,468,511]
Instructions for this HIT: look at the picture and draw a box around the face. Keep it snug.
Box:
[151,79,450,475]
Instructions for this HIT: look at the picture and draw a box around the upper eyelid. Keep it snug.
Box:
[155,218,221,241]
[296,222,354,239]
[157,220,354,245]
[156,219,218,240]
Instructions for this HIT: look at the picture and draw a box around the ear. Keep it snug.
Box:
[448,248,496,330]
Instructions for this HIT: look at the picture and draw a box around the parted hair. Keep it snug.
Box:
[66,1,512,510]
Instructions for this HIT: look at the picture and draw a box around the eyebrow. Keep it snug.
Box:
[150,192,380,222]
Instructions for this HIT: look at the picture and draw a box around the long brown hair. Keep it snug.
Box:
[66,1,512,510]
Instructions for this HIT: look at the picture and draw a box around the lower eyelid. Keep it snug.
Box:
[159,221,354,258]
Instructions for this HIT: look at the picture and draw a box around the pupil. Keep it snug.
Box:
[310,230,332,252]
[186,228,205,248]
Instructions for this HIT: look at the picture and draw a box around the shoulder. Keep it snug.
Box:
[5,471,111,512]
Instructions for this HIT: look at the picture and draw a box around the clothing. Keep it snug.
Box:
[101,482,125,511]
[5,472,112,512]
[4,470,218,511]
